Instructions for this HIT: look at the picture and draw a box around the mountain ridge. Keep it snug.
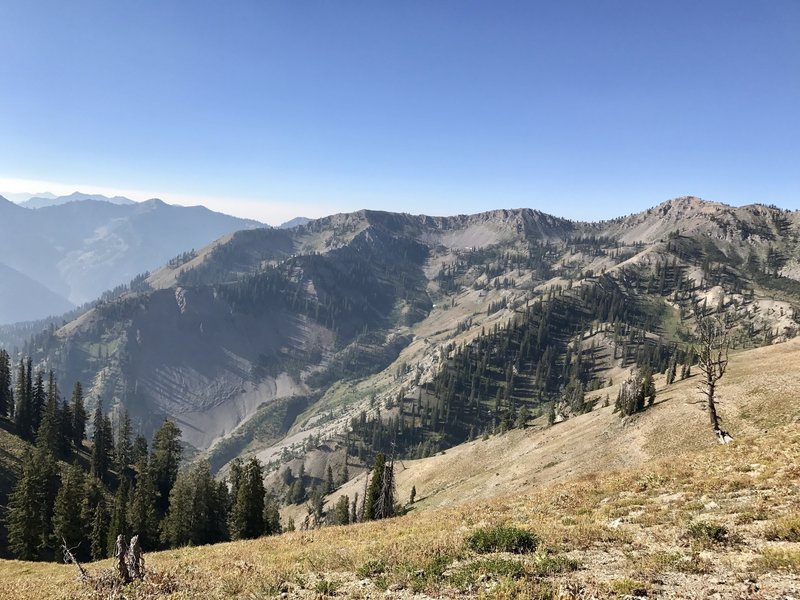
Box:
[0,198,265,322]
[20,191,138,209]
[9,197,798,478]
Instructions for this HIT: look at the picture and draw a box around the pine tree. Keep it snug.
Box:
[160,465,197,548]
[209,479,230,543]
[263,493,281,535]
[70,382,87,449]
[289,479,305,504]
[127,457,160,550]
[333,495,350,525]
[7,447,59,560]
[363,453,386,521]
[107,477,130,556]
[36,371,60,455]
[91,401,110,481]
[14,359,31,439]
[132,435,148,464]
[81,477,108,560]
[51,463,87,554]
[31,370,45,437]
[162,460,223,547]
[151,419,182,514]
[58,397,73,456]
[325,465,335,495]
[0,349,12,418]
[231,458,265,539]
[114,409,133,475]
[6,449,41,560]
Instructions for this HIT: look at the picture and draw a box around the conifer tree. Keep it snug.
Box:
[58,397,73,456]
[162,460,225,547]
[70,382,87,449]
[263,492,281,535]
[325,465,335,494]
[51,463,87,554]
[132,434,148,464]
[0,349,12,418]
[231,458,265,539]
[7,448,59,560]
[91,401,110,481]
[14,359,31,439]
[127,457,159,550]
[333,495,350,525]
[31,370,46,437]
[107,477,130,556]
[6,449,41,560]
[114,410,133,475]
[363,453,386,521]
[151,419,182,514]
[227,458,243,515]
[36,371,60,455]
[81,477,108,560]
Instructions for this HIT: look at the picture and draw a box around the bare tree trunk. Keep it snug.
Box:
[60,537,89,581]
[114,534,131,584]
[127,535,145,581]
[707,382,720,430]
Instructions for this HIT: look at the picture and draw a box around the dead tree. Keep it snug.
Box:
[61,537,89,581]
[695,312,733,443]
[114,534,131,584]
[127,535,145,581]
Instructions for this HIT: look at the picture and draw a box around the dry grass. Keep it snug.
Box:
[2,340,800,598]
[3,423,799,598]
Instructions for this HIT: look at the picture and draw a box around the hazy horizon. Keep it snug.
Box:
[1,2,797,224]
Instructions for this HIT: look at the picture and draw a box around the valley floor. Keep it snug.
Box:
[2,340,800,599]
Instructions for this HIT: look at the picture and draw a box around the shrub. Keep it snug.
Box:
[686,520,735,547]
[755,548,800,574]
[448,557,525,590]
[465,525,538,554]
[528,551,580,576]
[764,514,800,542]
[356,559,386,578]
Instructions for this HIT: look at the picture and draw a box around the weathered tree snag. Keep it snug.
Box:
[695,311,733,443]
[127,534,145,581]
[114,534,131,583]
[61,537,89,581]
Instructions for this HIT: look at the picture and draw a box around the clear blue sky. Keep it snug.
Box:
[0,1,798,224]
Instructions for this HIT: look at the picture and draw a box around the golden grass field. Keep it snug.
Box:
[2,339,800,598]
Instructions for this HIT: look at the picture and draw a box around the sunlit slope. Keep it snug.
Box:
[2,340,798,598]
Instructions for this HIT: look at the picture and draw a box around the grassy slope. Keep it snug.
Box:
[2,340,800,599]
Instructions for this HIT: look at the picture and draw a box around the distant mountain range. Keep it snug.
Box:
[0,191,57,203]
[20,191,137,209]
[0,194,264,323]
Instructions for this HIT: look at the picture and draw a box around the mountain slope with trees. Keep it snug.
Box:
[3,198,799,489]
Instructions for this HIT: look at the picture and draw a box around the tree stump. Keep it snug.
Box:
[113,534,131,583]
[127,534,145,581]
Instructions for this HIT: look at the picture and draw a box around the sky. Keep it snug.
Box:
[0,1,798,225]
